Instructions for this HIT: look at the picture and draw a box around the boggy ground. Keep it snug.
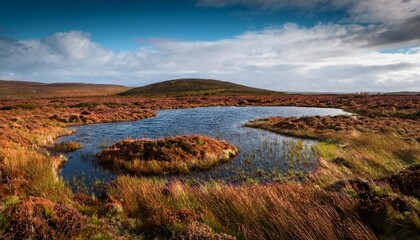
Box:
[0,94,419,239]
[247,101,420,238]
[97,135,238,175]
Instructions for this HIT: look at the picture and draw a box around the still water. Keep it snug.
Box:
[58,106,348,191]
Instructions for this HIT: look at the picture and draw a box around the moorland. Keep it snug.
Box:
[0,79,419,239]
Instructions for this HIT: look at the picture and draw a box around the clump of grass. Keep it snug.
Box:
[0,142,72,202]
[50,141,82,152]
[97,135,238,175]
[108,177,375,239]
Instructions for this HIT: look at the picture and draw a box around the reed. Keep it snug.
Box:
[109,176,376,239]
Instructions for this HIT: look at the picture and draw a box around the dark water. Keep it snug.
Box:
[58,106,348,191]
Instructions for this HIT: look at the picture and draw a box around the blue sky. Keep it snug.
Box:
[0,0,347,50]
[0,0,419,91]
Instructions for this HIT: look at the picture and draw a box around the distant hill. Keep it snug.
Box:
[119,78,282,97]
[0,80,130,100]
[382,91,420,96]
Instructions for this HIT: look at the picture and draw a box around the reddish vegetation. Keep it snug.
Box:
[0,94,419,239]
[0,94,418,117]
[0,103,155,147]
[0,94,418,144]
[49,141,82,152]
[113,177,376,240]
[242,96,420,238]
[2,197,86,239]
[247,115,420,141]
[133,197,236,239]
[1,94,417,147]
[72,193,100,207]
[0,80,129,100]
[97,135,238,174]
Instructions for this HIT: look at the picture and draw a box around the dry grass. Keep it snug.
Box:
[0,80,129,100]
[242,107,420,239]
[310,134,420,187]
[0,94,418,239]
[49,141,82,152]
[0,142,71,202]
[246,114,420,186]
[97,136,238,175]
[119,78,281,97]
[246,115,420,141]
[109,177,376,239]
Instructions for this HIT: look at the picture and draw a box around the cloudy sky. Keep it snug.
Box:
[0,0,419,92]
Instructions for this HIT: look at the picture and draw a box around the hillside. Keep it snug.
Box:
[119,78,282,97]
[382,91,420,96]
[0,80,130,100]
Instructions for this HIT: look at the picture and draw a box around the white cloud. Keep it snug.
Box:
[0,26,419,92]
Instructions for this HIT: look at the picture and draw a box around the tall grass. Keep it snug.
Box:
[311,134,420,187]
[109,176,376,239]
[0,142,71,202]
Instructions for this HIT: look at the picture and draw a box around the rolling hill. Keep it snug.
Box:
[119,78,282,97]
[382,91,420,96]
[0,80,130,100]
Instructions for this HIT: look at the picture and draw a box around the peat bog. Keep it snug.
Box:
[0,93,419,239]
[58,106,347,192]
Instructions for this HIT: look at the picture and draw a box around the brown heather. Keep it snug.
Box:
[97,135,238,175]
[0,93,419,239]
[245,102,420,238]
[2,197,86,239]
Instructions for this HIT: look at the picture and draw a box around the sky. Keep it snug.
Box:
[0,0,419,92]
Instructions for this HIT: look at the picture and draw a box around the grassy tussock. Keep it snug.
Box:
[0,142,71,202]
[97,136,238,175]
[109,177,376,239]
[246,115,419,186]
[243,113,420,238]
[0,95,418,238]
[50,141,82,152]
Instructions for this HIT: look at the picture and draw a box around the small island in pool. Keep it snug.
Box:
[97,135,238,175]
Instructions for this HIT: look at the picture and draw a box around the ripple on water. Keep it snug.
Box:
[58,106,349,192]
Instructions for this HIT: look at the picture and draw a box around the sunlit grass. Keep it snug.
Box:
[0,142,71,202]
[97,136,238,175]
[108,176,376,239]
[311,134,419,187]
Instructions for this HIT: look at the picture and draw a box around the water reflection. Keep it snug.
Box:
[58,106,348,191]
